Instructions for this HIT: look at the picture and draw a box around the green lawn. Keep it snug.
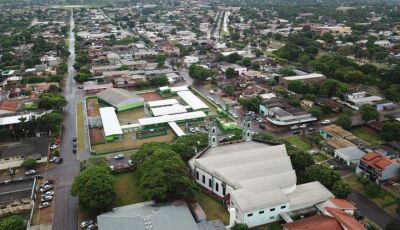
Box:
[351,126,384,145]
[114,172,144,206]
[76,102,85,152]
[344,175,397,209]
[286,135,312,152]
[312,152,330,162]
[196,192,229,225]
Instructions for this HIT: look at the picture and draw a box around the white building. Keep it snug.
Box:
[190,124,334,228]
[183,56,199,66]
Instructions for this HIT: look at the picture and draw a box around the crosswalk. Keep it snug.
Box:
[56,179,74,188]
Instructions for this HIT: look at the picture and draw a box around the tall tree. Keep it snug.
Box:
[0,215,26,230]
[360,104,379,123]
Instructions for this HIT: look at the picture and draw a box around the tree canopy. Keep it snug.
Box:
[0,215,26,230]
[189,64,214,81]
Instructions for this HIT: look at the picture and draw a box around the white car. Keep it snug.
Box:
[40,185,53,192]
[290,125,299,130]
[114,154,124,160]
[44,191,54,196]
[299,124,307,128]
[195,127,200,132]
[128,160,133,167]
[189,127,196,133]
[25,170,37,176]
[39,202,50,209]
[322,119,331,124]
[80,220,95,228]
[41,196,53,202]
[232,114,238,119]
[50,144,59,150]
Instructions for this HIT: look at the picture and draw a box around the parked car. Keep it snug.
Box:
[43,180,54,185]
[299,124,307,128]
[86,223,98,230]
[114,154,124,160]
[73,137,77,142]
[25,170,37,176]
[189,127,196,133]
[195,127,200,132]
[44,191,54,196]
[128,160,133,167]
[322,119,331,124]
[55,157,63,164]
[259,123,266,129]
[232,113,238,119]
[73,147,77,153]
[40,185,53,193]
[41,196,53,202]
[329,165,338,170]
[50,144,59,150]
[290,125,299,130]
[73,143,77,147]
[80,220,95,229]
[39,202,50,209]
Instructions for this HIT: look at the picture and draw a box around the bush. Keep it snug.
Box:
[232,224,248,230]
[364,183,379,198]
[21,159,38,170]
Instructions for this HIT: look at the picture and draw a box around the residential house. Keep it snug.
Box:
[334,146,366,167]
[356,152,400,181]
[266,106,317,126]
[316,198,357,216]
[183,56,199,67]
[320,125,370,153]
[220,64,247,76]
[0,100,18,115]
[279,73,326,88]
[315,98,341,112]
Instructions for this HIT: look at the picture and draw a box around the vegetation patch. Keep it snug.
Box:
[286,135,312,152]
[351,126,384,145]
[114,172,144,206]
[195,192,229,225]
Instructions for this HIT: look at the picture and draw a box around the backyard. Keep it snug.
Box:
[114,172,144,206]
[311,152,330,162]
[351,126,384,145]
[286,135,312,152]
[196,192,229,225]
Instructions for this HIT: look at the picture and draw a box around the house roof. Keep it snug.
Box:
[97,201,200,230]
[329,198,356,210]
[335,146,365,162]
[0,100,18,112]
[325,207,365,230]
[99,107,123,136]
[282,215,344,230]
[0,137,49,159]
[177,90,208,111]
[361,152,394,170]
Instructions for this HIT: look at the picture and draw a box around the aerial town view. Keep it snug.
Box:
[1,0,400,230]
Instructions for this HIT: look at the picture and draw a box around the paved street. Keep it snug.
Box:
[47,11,80,230]
[348,190,395,229]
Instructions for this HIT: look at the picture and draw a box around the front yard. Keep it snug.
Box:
[114,172,144,206]
[351,126,384,145]
[196,192,229,225]
[286,135,312,152]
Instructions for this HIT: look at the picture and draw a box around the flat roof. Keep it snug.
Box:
[138,111,206,126]
[0,178,35,203]
[177,91,208,111]
[0,136,49,159]
[99,107,123,136]
[335,146,365,161]
[97,88,144,108]
[151,104,188,116]
[348,96,383,104]
[288,181,334,211]
[283,73,325,81]
[147,99,179,108]
[168,122,186,137]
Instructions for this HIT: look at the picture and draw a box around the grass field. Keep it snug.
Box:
[286,135,312,152]
[351,126,384,145]
[114,172,144,206]
[344,175,398,210]
[312,152,330,162]
[196,193,229,225]
[76,102,85,152]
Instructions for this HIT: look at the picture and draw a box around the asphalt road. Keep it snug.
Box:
[348,190,395,229]
[47,11,80,230]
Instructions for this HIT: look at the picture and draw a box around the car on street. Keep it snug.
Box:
[322,119,331,124]
[86,223,98,230]
[50,156,58,163]
[80,220,95,229]
[39,202,50,209]
[73,137,77,142]
[114,154,124,160]
[55,157,63,164]
[73,146,77,153]
[290,125,299,130]
[195,127,200,132]
[73,143,77,147]
[232,113,238,119]
[25,170,37,176]
[50,144,59,150]
[189,127,196,133]
[299,124,307,128]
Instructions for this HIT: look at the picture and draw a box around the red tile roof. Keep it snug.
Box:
[0,100,18,112]
[329,198,356,210]
[361,152,394,170]
[282,215,343,230]
[325,207,365,230]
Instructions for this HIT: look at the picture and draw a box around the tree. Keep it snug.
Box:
[320,79,348,97]
[309,107,323,118]
[0,215,26,230]
[381,121,400,141]
[21,159,37,170]
[242,57,251,67]
[335,114,352,130]
[155,53,167,67]
[332,180,352,198]
[71,166,116,214]
[364,183,379,198]
[304,165,341,190]
[171,134,208,161]
[36,112,63,134]
[288,151,314,173]
[384,85,400,102]
[360,104,379,123]
[230,32,240,41]
[75,72,91,83]
[189,65,214,81]
[225,67,235,78]
[38,93,67,110]
[287,80,303,93]
[279,68,296,76]
[136,147,197,202]
[237,96,262,112]
[360,64,377,75]
[386,220,400,230]
[226,52,242,63]
[224,84,235,96]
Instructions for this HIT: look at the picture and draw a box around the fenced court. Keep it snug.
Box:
[86,98,100,117]
[89,128,105,145]
[137,92,162,102]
